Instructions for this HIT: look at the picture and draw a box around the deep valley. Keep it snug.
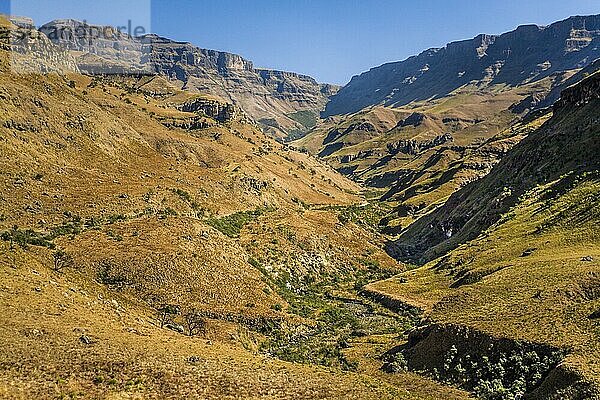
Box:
[0,9,599,400]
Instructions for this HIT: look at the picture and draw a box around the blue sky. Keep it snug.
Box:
[1,0,599,84]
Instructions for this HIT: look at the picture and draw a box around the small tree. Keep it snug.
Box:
[184,309,207,337]
[158,304,180,328]
[52,250,74,272]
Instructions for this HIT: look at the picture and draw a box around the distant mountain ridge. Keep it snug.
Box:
[35,19,337,139]
[324,15,600,116]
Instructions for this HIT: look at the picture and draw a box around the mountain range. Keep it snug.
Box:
[324,15,600,117]
[34,18,337,140]
[296,15,600,234]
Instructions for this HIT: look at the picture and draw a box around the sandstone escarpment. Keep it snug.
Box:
[2,19,79,73]
[35,20,335,139]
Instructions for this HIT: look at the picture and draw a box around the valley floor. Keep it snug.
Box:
[0,223,471,399]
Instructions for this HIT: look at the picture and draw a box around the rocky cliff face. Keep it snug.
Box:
[176,97,238,123]
[35,20,336,139]
[324,15,600,116]
[554,68,600,110]
[38,19,150,75]
[139,33,337,139]
[140,33,254,77]
[1,17,79,74]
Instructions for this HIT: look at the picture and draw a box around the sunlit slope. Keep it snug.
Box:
[389,71,600,262]
[368,70,600,399]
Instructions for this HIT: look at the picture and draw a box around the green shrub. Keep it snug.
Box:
[205,207,273,238]
[388,353,408,372]
[107,214,127,224]
[158,207,178,218]
[1,226,55,249]
[52,250,74,272]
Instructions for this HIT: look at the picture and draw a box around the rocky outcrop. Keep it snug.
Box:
[324,15,600,116]
[155,116,215,131]
[386,133,453,156]
[382,323,592,400]
[257,69,325,97]
[397,112,425,128]
[177,98,237,123]
[153,96,246,131]
[360,287,422,320]
[339,150,375,164]
[554,70,600,111]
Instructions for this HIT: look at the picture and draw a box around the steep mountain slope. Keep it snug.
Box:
[367,67,600,399]
[0,44,357,321]
[533,57,600,109]
[296,76,556,218]
[389,68,600,263]
[325,15,600,117]
[36,19,337,140]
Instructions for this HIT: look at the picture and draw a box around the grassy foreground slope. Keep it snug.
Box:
[0,242,448,400]
[368,71,600,398]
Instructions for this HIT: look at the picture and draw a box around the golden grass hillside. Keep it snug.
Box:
[0,36,474,398]
[0,242,452,400]
[296,75,561,188]
[368,174,600,399]
[0,48,358,321]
